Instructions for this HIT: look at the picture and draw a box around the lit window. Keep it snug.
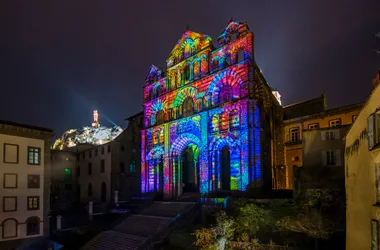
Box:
[64,168,72,180]
[308,123,319,129]
[27,196,39,210]
[329,119,341,128]
[290,128,299,142]
[28,147,40,165]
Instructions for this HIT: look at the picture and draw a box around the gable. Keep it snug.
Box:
[145,64,164,84]
[167,30,212,67]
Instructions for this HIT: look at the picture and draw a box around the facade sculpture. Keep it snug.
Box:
[141,21,284,198]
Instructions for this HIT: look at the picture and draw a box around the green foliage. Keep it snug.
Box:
[235,203,275,237]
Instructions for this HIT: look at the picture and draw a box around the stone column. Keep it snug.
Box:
[56,215,62,230]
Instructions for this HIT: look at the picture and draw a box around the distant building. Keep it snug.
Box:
[345,70,380,250]
[76,112,143,205]
[280,94,362,189]
[0,120,53,248]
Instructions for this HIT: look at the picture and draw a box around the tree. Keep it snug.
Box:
[277,210,333,250]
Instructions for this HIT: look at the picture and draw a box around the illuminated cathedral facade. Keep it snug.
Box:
[141,21,284,198]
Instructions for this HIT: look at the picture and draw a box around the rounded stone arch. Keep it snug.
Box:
[181,38,195,58]
[209,134,240,152]
[172,86,198,108]
[207,69,244,106]
[147,100,167,126]
[170,133,202,156]
[2,218,18,238]
[146,146,165,161]
[25,216,40,236]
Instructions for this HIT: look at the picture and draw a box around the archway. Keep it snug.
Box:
[181,146,200,193]
[26,217,40,236]
[220,146,231,190]
[101,182,106,202]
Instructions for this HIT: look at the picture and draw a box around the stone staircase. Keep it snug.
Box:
[80,201,198,250]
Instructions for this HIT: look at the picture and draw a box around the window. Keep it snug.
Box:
[101,147,105,155]
[26,217,40,236]
[3,143,19,164]
[82,153,85,160]
[3,173,17,188]
[290,128,299,142]
[322,150,341,166]
[372,220,379,250]
[107,145,111,153]
[120,162,125,173]
[183,65,190,82]
[292,156,300,162]
[3,197,17,212]
[326,151,336,165]
[183,97,195,117]
[77,167,80,177]
[218,84,232,104]
[95,148,98,156]
[88,163,92,175]
[2,218,17,239]
[27,147,40,165]
[156,111,165,125]
[352,115,358,123]
[130,159,136,173]
[100,159,105,173]
[329,119,341,127]
[89,151,92,158]
[308,123,319,129]
[121,145,125,151]
[88,183,92,197]
[27,175,40,189]
[27,196,39,210]
[375,163,380,203]
[326,131,334,140]
[212,59,219,71]
[64,168,72,180]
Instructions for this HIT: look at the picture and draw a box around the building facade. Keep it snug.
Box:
[0,121,53,247]
[280,96,362,190]
[346,70,380,250]
[141,21,284,199]
[76,113,142,205]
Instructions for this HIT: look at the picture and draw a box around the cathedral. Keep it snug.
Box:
[141,21,284,199]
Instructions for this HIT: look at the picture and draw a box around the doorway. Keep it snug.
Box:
[220,146,231,190]
[181,146,199,193]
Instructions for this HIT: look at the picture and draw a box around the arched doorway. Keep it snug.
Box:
[101,182,106,202]
[181,146,199,193]
[220,146,231,190]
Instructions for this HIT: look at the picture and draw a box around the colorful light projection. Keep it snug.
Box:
[141,21,261,198]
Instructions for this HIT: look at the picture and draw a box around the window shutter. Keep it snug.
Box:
[335,129,340,140]
[368,115,375,149]
[322,151,327,166]
[376,164,380,203]
[321,131,326,141]
[335,149,342,166]
[376,111,380,145]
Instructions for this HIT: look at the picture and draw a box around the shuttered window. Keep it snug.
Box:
[369,114,375,149]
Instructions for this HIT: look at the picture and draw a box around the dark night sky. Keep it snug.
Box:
[1,1,379,137]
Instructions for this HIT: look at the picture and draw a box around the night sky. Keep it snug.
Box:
[1,1,379,137]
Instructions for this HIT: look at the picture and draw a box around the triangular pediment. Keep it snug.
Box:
[167,30,212,67]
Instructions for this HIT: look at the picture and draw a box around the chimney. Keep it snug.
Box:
[372,69,380,89]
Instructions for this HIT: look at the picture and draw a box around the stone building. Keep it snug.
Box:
[280,95,362,189]
[141,20,284,199]
[76,112,142,205]
[0,120,53,248]
[345,70,380,250]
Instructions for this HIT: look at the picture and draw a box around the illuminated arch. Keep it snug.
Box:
[146,146,165,160]
[172,86,198,107]
[170,133,201,156]
[210,134,239,151]
[147,99,167,126]
[207,69,243,106]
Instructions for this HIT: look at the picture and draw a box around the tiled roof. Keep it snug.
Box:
[283,94,326,120]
